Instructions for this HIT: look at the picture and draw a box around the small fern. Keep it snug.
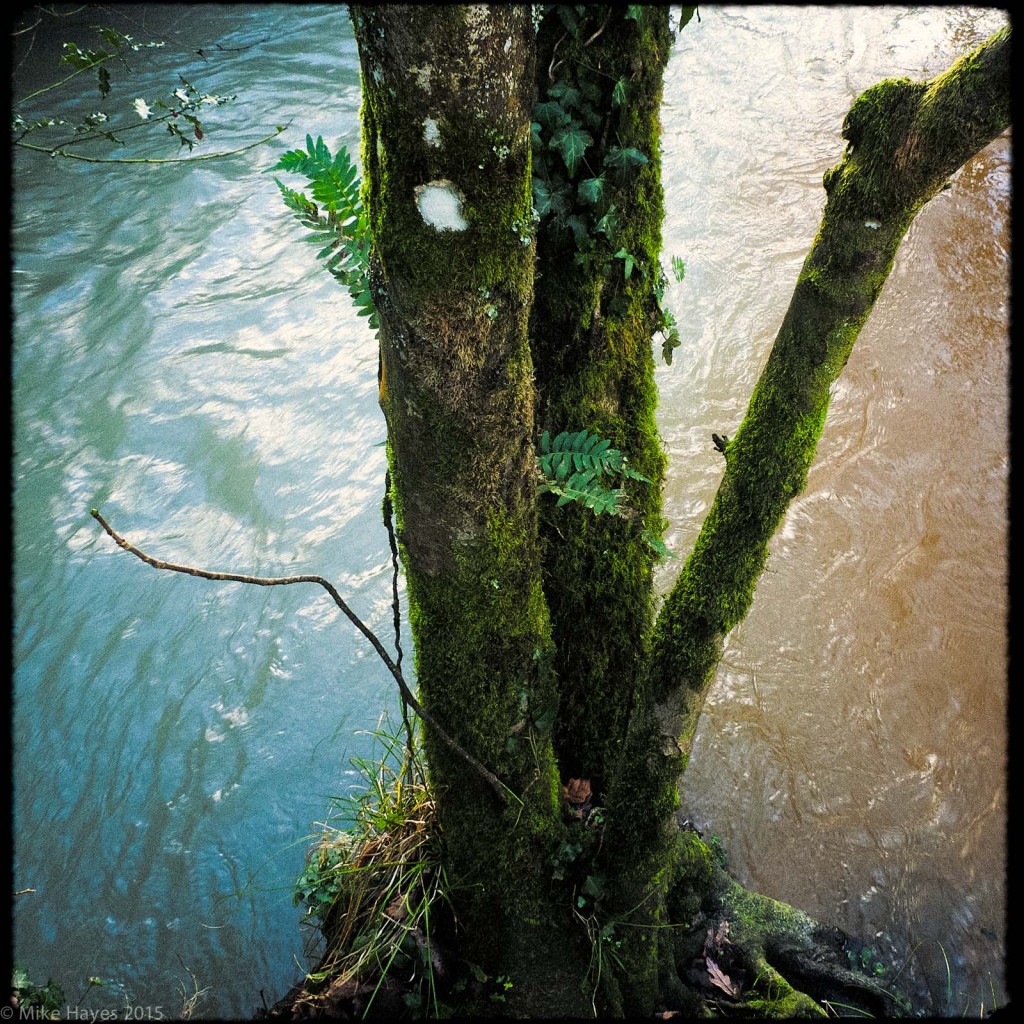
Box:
[268,136,378,333]
[536,428,647,499]
[536,429,670,556]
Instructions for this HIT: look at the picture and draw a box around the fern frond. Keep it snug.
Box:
[270,137,378,336]
[270,134,363,223]
[537,428,650,485]
[535,426,670,555]
[539,473,627,517]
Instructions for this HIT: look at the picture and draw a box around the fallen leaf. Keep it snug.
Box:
[705,956,741,999]
[564,778,592,805]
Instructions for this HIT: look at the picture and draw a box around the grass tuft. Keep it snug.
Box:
[291,715,451,1018]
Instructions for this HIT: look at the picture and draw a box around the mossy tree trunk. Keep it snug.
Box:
[530,4,678,797]
[342,8,1009,1017]
[625,18,1011,835]
[595,22,1010,1015]
[349,7,593,1011]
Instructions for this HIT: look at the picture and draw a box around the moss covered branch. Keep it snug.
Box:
[595,28,1010,1007]
[643,21,1010,788]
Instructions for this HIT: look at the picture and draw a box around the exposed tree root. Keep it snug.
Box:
[662,830,911,1019]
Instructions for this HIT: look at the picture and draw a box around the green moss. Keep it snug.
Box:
[352,7,583,983]
[530,6,673,795]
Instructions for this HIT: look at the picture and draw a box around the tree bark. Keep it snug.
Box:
[349,7,587,1006]
[531,3,675,798]
[648,21,1010,778]
[335,14,1010,1019]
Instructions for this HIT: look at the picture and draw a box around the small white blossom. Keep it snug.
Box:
[133,98,151,119]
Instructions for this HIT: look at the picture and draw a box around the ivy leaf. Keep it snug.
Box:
[576,176,604,206]
[532,705,556,733]
[580,80,603,106]
[532,176,571,219]
[594,205,619,239]
[604,145,649,182]
[612,76,628,109]
[547,81,583,111]
[614,248,635,280]
[555,5,585,33]
[670,255,687,282]
[564,214,591,249]
[549,122,593,177]
[533,100,571,131]
[579,105,603,132]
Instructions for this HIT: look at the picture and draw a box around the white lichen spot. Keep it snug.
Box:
[423,117,440,147]
[864,219,881,229]
[408,63,432,92]
[504,35,513,54]
[464,5,492,42]
[415,180,469,231]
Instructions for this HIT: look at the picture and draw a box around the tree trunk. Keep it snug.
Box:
[645,18,1011,801]
[349,7,590,1010]
[597,23,1010,1015]
[530,5,677,795]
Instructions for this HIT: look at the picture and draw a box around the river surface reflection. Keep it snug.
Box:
[12,6,1007,1017]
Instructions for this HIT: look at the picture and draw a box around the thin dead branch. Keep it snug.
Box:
[90,508,509,804]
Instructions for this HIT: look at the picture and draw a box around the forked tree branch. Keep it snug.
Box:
[90,508,509,804]
[603,22,1010,866]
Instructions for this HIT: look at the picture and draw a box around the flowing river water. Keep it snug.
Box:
[12,6,1008,1018]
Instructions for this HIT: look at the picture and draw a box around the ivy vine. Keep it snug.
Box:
[530,5,688,365]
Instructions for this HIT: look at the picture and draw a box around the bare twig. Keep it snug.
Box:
[582,10,612,48]
[16,124,290,164]
[90,508,509,804]
[548,32,566,83]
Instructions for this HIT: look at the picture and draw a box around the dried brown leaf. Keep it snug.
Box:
[564,778,592,805]
[705,956,741,999]
[703,918,731,956]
